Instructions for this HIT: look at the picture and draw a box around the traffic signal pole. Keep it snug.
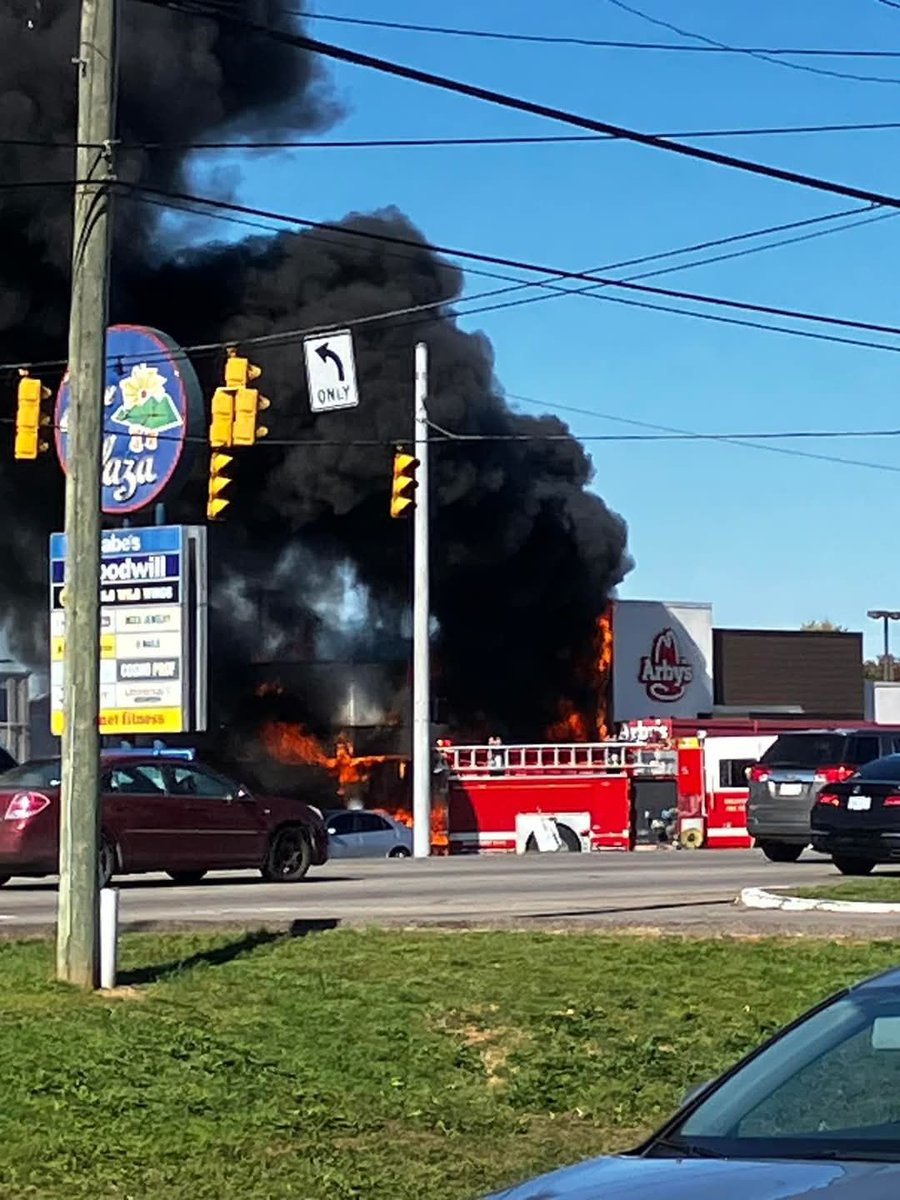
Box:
[57,0,118,988]
[412,343,431,858]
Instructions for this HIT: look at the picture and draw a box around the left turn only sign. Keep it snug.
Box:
[303,329,359,413]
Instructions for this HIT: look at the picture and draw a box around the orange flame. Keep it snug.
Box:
[260,722,395,790]
[547,702,592,742]
[260,722,449,851]
[595,609,613,739]
[545,608,613,742]
[378,804,448,852]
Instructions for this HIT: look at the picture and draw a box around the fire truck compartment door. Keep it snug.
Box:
[516,813,564,853]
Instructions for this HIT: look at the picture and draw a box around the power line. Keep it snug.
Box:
[90,120,900,151]
[9,183,890,376]
[298,8,900,61]
[125,188,900,360]
[127,184,900,344]
[508,393,900,474]
[140,184,880,308]
[1,184,894,381]
[445,206,896,322]
[603,0,900,85]
[134,0,900,212]
[15,410,900,453]
[15,119,900,153]
[0,178,81,192]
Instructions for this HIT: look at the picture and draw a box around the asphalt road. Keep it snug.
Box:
[4,849,900,936]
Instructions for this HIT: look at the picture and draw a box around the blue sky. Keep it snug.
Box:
[192,0,900,657]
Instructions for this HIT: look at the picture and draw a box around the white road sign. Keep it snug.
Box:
[303,329,359,412]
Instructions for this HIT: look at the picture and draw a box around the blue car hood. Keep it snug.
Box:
[485,1155,900,1200]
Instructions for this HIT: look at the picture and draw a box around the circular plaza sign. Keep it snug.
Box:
[55,324,202,515]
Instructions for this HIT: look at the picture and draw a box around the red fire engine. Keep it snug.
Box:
[436,720,786,853]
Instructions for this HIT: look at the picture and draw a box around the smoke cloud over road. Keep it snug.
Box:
[0,0,631,740]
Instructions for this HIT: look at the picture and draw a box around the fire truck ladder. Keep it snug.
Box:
[439,742,676,778]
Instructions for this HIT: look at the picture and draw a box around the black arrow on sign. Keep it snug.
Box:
[316,342,345,382]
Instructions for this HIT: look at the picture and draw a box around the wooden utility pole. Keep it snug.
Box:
[57,0,118,988]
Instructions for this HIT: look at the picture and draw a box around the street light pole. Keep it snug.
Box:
[867,610,900,683]
[412,343,431,858]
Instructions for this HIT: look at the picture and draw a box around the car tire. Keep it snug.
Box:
[833,855,876,877]
[99,836,116,888]
[388,845,411,859]
[758,841,804,864]
[167,871,208,886]
[0,875,9,887]
[262,826,312,883]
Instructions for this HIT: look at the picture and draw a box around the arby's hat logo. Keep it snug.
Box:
[638,627,693,702]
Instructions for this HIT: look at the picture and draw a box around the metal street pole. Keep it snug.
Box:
[884,618,891,683]
[412,343,431,858]
[867,610,900,684]
[57,0,118,988]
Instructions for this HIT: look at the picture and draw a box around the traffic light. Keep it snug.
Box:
[207,452,233,521]
[232,386,270,447]
[209,387,235,449]
[14,370,51,460]
[390,447,418,518]
[224,350,260,391]
[214,349,269,447]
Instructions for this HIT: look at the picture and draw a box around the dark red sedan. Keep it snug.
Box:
[0,754,328,887]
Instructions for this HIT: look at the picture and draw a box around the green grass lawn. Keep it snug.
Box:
[2,930,900,1200]
[793,876,900,903]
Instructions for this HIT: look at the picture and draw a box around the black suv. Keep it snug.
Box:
[747,727,900,862]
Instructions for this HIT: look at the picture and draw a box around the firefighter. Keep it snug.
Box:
[488,736,505,775]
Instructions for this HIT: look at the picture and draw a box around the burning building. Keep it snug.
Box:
[0,1,632,783]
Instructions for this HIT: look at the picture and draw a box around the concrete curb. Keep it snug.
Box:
[738,886,900,915]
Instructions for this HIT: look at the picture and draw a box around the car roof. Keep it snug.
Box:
[3,753,202,771]
[773,727,900,736]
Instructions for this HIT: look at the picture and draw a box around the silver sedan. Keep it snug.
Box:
[324,809,413,859]
[483,965,900,1198]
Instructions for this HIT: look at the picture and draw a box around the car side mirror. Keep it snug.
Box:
[236,787,253,802]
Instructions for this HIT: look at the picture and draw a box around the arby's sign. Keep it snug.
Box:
[639,627,694,703]
[611,600,714,722]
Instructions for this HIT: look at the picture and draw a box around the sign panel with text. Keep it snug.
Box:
[49,525,207,736]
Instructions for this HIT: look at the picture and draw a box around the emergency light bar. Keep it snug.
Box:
[103,745,196,761]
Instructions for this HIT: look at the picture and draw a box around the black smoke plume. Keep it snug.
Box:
[0,0,631,745]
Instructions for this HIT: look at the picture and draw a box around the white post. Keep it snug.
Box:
[99,887,119,990]
[412,343,431,858]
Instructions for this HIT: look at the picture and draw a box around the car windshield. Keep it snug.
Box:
[0,760,63,788]
[661,988,900,1161]
[760,734,846,768]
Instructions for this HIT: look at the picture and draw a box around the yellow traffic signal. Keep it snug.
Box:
[209,387,235,449]
[14,370,51,460]
[232,387,270,447]
[224,349,261,390]
[207,451,233,521]
[390,448,418,519]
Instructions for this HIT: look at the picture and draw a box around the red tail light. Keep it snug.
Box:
[4,792,51,822]
[817,791,842,807]
[749,765,769,783]
[884,795,900,807]
[814,766,856,785]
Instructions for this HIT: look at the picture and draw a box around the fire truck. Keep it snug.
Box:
[436,720,786,853]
